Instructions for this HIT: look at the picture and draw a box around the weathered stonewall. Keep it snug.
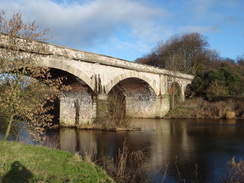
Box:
[0,34,194,126]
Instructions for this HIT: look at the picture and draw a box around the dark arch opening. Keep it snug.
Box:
[185,84,192,100]
[108,77,156,119]
[48,68,95,125]
[169,82,181,109]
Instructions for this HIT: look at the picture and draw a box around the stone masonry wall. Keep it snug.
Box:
[0,34,194,125]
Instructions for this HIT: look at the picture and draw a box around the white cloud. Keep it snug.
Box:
[1,0,242,60]
[178,25,219,34]
[0,0,165,49]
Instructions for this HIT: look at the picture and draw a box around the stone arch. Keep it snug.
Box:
[36,57,95,93]
[49,68,96,126]
[108,77,157,118]
[168,81,182,109]
[36,58,97,125]
[169,77,193,102]
[184,83,192,99]
[105,72,158,95]
[179,80,192,101]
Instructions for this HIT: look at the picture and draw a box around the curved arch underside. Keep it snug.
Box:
[105,72,159,95]
[37,58,95,92]
[109,78,157,118]
[49,68,95,125]
[169,82,182,108]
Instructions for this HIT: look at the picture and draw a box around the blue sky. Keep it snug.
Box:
[1,0,243,61]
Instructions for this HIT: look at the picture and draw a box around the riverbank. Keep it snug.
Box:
[57,120,141,131]
[76,124,141,131]
[0,141,114,183]
[165,98,244,119]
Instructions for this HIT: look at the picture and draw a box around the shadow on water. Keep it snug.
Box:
[2,161,33,183]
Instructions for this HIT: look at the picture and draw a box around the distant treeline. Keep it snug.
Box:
[136,32,244,99]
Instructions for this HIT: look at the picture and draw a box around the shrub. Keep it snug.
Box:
[222,157,244,183]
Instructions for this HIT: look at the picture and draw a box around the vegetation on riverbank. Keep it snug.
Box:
[96,140,147,183]
[165,97,244,119]
[92,140,244,183]
[0,141,113,183]
[136,32,244,115]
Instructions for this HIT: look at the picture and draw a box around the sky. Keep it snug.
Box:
[1,0,243,61]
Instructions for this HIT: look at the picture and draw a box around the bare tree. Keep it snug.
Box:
[136,32,212,75]
[0,11,66,141]
[166,53,182,109]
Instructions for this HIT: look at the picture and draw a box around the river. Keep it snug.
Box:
[2,119,244,182]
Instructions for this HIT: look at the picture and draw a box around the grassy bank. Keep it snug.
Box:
[0,141,113,183]
[165,98,244,119]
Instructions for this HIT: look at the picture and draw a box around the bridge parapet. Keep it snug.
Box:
[0,33,194,81]
[46,43,194,81]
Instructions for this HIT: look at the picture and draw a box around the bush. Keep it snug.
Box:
[222,157,244,183]
[165,98,244,119]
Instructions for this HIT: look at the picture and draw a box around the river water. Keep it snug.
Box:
[2,119,244,182]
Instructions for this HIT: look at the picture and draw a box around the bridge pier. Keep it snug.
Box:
[155,94,170,118]
[59,92,172,126]
[59,91,114,126]
[96,93,109,120]
[59,90,94,127]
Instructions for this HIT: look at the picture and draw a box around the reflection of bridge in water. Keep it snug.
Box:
[0,34,194,126]
[60,119,193,162]
[59,119,244,182]
[59,119,194,181]
[60,118,192,152]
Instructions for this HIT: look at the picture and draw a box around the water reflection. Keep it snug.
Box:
[59,119,244,183]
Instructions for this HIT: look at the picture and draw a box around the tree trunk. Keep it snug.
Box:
[2,114,14,141]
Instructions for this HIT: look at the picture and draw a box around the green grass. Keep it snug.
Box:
[0,141,114,183]
[165,106,193,117]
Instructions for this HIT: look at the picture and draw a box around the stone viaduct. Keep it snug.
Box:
[0,34,194,126]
